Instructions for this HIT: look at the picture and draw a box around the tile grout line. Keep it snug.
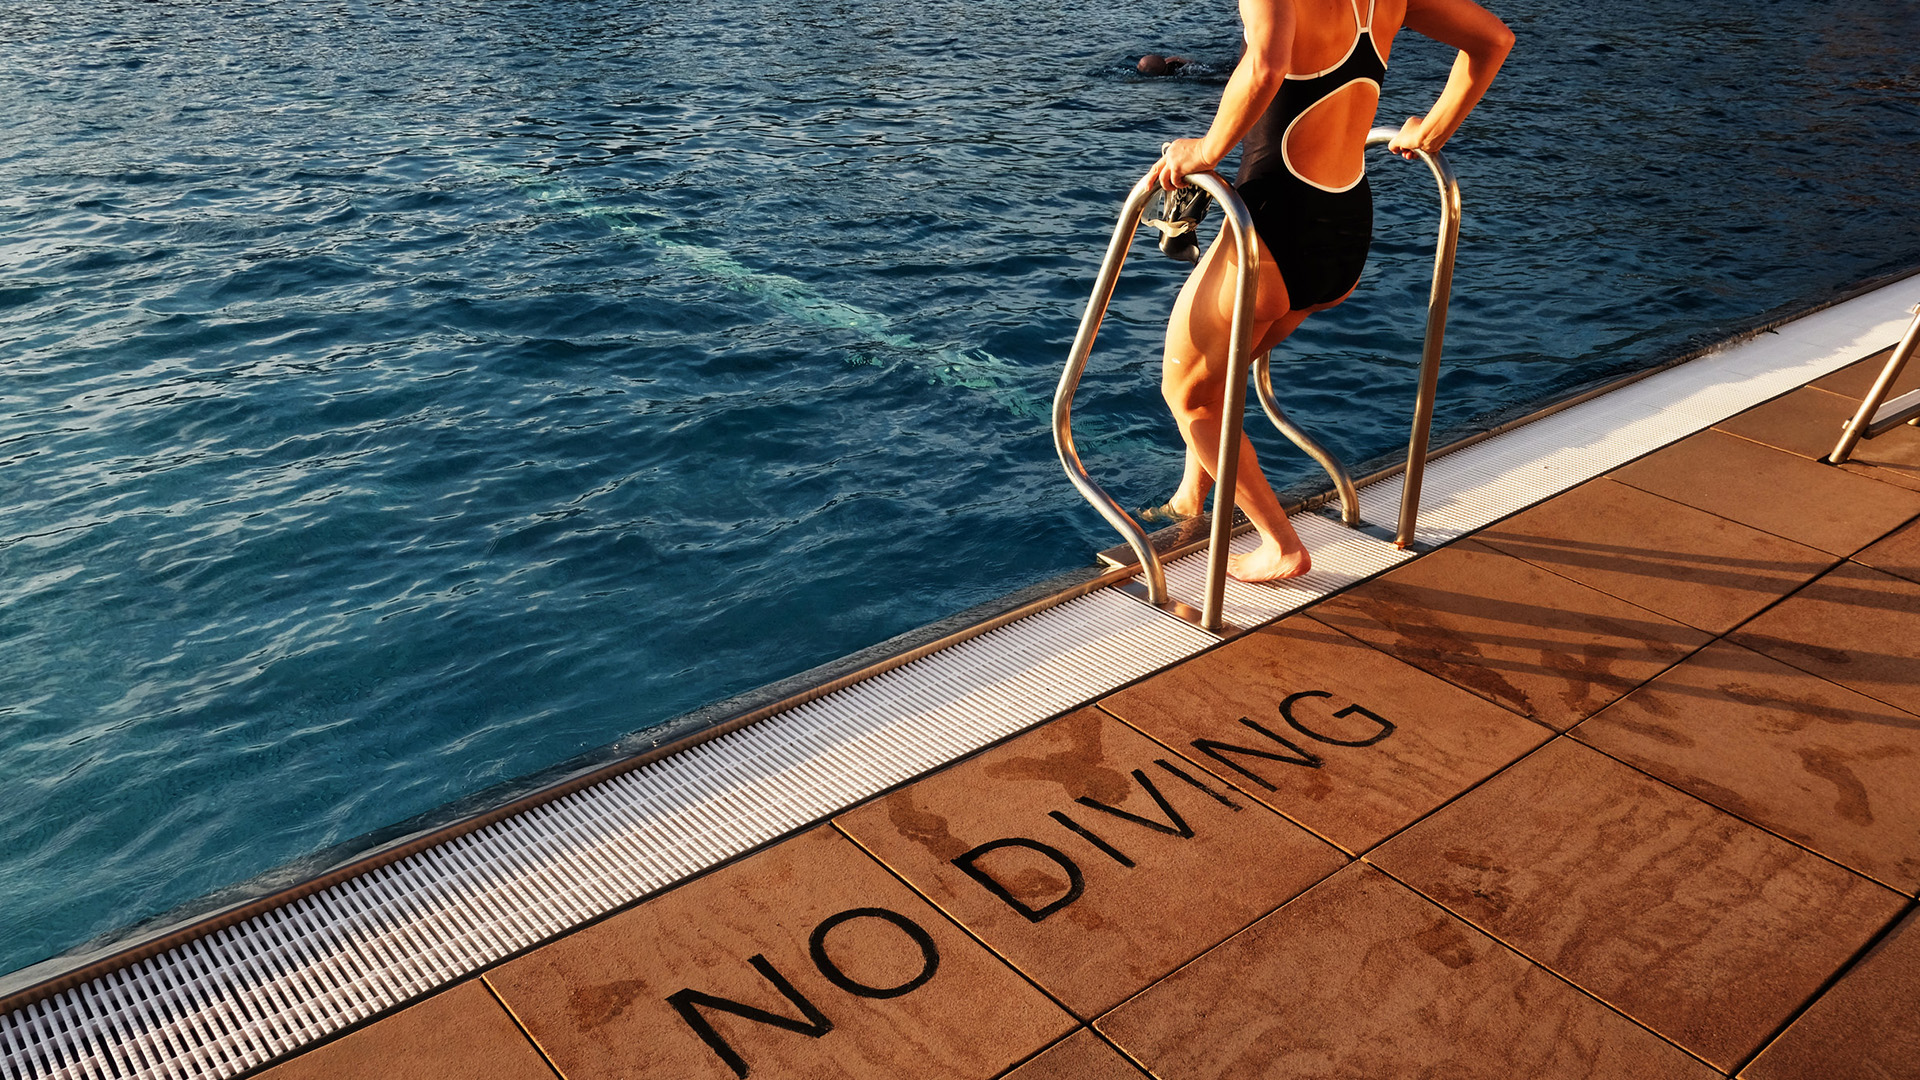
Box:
[1703,419,1920,498]
[476,977,569,1080]
[1571,668,1920,901]
[1467,478,1850,626]
[1359,859,1734,1076]
[1335,727,1566,858]
[1847,507,1920,580]
[983,1027,1082,1080]
[1727,897,1920,1078]
[1081,1025,1158,1079]
[1082,859,1370,1041]
[1432,535,1725,662]
[1707,560,1920,721]
[1606,452,1920,561]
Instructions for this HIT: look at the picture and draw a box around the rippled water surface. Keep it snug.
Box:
[3,0,1917,975]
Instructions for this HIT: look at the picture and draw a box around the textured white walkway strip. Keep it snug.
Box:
[1157,513,1414,629]
[0,591,1212,1080]
[1145,275,1920,612]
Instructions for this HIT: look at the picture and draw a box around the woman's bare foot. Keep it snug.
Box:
[1163,449,1212,517]
[1162,487,1209,518]
[1228,539,1312,583]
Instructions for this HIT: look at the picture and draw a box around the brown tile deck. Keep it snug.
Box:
[1811,346,1920,401]
[1854,515,1920,584]
[1730,561,1920,716]
[1714,384,1920,490]
[1369,738,1906,1071]
[1307,539,1711,730]
[1097,863,1720,1079]
[1576,639,1920,894]
[255,980,555,1080]
[1610,429,1920,555]
[1741,907,1920,1080]
[836,707,1346,1017]
[1475,478,1837,634]
[256,347,1920,1078]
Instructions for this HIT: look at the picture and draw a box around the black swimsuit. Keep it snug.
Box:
[1236,0,1386,308]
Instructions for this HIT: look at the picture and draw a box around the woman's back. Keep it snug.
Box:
[1240,0,1409,191]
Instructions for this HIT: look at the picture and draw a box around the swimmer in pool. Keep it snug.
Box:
[1137,53,1193,76]
[1145,0,1512,581]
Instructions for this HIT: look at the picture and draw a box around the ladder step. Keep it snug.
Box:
[1867,388,1920,437]
[1095,508,1251,569]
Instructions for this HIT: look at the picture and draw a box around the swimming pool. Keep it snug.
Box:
[2,0,1916,979]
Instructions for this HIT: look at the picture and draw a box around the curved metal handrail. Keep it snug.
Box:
[1191,170,1264,628]
[1053,173,1170,605]
[1052,170,1261,622]
[1254,351,1360,525]
[1830,303,1920,464]
[1366,127,1463,548]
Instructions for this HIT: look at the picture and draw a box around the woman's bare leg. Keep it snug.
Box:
[1161,234,1312,583]
[1163,445,1213,518]
[1165,307,1316,517]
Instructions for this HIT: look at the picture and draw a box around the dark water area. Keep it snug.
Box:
[1,0,1916,975]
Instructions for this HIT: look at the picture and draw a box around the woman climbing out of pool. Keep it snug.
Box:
[1145,0,1512,581]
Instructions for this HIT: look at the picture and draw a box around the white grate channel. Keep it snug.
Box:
[0,590,1213,1080]
[1157,512,1414,629]
[1142,276,1920,612]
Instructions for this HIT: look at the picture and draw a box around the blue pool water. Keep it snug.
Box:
[2,0,1917,976]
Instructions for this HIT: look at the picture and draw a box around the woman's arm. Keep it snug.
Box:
[1387,0,1514,159]
[1148,0,1296,190]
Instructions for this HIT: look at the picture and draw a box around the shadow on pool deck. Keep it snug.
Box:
[256,351,1920,1079]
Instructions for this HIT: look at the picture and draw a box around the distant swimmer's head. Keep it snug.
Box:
[1137,54,1190,76]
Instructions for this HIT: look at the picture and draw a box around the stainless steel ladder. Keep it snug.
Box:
[1054,126,1462,633]
[1829,304,1920,465]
